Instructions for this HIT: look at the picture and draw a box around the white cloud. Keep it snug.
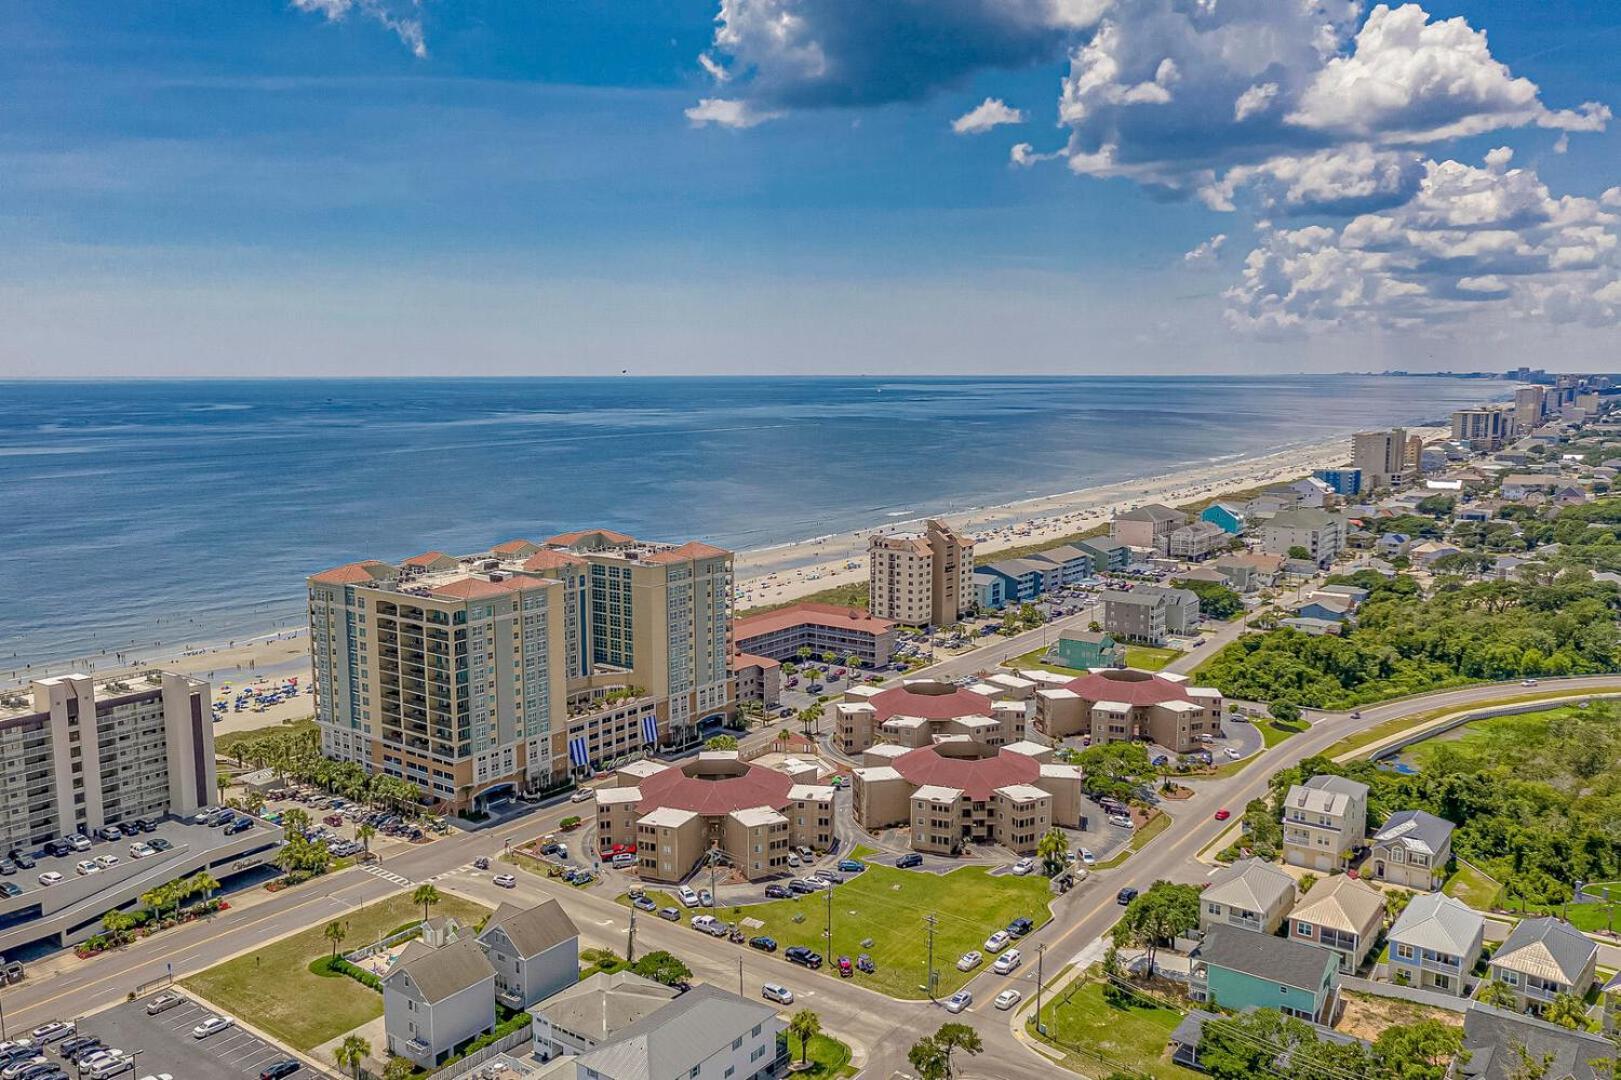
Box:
[290,0,426,58]
[684,98,781,129]
[698,53,731,83]
[1233,83,1279,123]
[1010,142,1065,167]
[952,97,1026,135]
[1183,234,1227,267]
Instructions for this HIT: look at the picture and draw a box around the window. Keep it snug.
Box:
[1394,943,1414,960]
[1295,921,1312,938]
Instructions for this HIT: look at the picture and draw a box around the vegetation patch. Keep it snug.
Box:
[1029,977,1197,1080]
[1125,645,1181,672]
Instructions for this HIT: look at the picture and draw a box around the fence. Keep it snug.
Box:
[431,1030,533,1078]
[1341,975,1469,1012]
[345,923,423,964]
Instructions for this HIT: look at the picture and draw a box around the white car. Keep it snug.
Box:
[1,1057,45,1080]
[1223,747,1241,759]
[943,990,972,1014]
[95,854,121,869]
[89,1054,136,1080]
[786,853,800,867]
[1078,848,1096,866]
[129,842,156,859]
[492,874,517,888]
[74,860,100,876]
[762,983,794,1005]
[1108,814,1134,829]
[956,951,983,972]
[37,871,63,887]
[1009,858,1035,876]
[570,788,594,803]
[28,1021,73,1043]
[994,989,1022,1010]
[677,886,700,908]
[192,1015,234,1039]
[983,930,1011,953]
[992,948,1022,975]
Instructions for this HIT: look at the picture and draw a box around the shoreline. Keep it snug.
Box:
[2,425,1438,692]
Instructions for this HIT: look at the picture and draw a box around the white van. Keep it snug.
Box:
[611,852,637,869]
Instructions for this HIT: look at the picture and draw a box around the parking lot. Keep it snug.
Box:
[81,994,308,1080]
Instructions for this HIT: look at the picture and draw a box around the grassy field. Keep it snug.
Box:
[1320,689,1621,761]
[785,1033,857,1080]
[1002,646,1086,676]
[1443,862,1503,911]
[1258,718,1308,748]
[632,860,1052,1000]
[183,892,490,1050]
[216,717,317,757]
[737,581,869,618]
[1030,978,1197,1080]
[1125,645,1180,671]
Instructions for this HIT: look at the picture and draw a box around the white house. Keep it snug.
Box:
[478,899,581,1010]
[383,936,497,1068]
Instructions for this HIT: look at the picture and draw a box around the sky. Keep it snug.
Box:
[2,0,1619,376]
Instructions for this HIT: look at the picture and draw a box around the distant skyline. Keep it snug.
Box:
[2,1,1619,376]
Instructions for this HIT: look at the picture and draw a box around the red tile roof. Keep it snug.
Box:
[402,551,452,567]
[735,602,895,642]
[641,540,733,565]
[520,550,587,572]
[732,651,781,671]
[636,761,794,816]
[869,682,994,724]
[1064,669,1197,707]
[893,746,1040,802]
[545,529,636,547]
[310,560,393,585]
[491,539,539,555]
[431,575,552,601]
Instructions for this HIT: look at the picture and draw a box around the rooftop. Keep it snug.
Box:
[1388,892,1482,956]
[532,970,679,1046]
[1493,916,1596,984]
[734,601,895,642]
[1203,857,1296,914]
[389,936,495,1004]
[868,680,996,724]
[635,755,795,817]
[1292,874,1384,934]
[578,984,778,1080]
[1199,923,1335,993]
[2,670,207,723]
[892,744,1041,802]
[480,899,579,958]
[1063,668,1211,709]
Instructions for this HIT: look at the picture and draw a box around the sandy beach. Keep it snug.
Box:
[5,427,1430,696]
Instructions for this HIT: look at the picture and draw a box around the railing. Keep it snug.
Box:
[430,1031,534,1078]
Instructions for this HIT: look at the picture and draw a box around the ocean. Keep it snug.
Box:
[0,375,1500,670]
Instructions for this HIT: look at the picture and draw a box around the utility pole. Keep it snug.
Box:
[825,884,833,960]
[1035,942,1047,1035]
[738,957,744,999]
[924,913,938,1000]
[626,901,638,965]
[709,846,719,908]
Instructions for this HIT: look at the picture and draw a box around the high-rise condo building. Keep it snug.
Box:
[1450,406,1518,451]
[309,530,734,812]
[1514,385,1547,430]
[868,519,974,627]
[0,671,215,852]
[1351,429,1407,492]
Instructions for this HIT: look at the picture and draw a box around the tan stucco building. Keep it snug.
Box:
[868,519,974,627]
[830,679,1026,755]
[594,752,834,883]
[1033,668,1222,753]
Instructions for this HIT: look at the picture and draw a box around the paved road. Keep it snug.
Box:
[6,675,1620,1080]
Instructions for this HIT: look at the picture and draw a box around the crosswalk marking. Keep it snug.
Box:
[362,863,414,887]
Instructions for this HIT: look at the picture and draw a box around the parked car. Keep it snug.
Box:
[148,838,172,853]
[956,951,982,972]
[697,889,713,907]
[837,859,864,873]
[1117,887,1139,905]
[632,895,657,912]
[658,907,680,921]
[677,886,700,908]
[144,993,183,1015]
[983,930,1011,953]
[785,853,800,868]
[749,936,777,952]
[812,869,841,884]
[994,989,1022,1010]
[943,990,972,1014]
[27,1024,71,1045]
[992,949,1022,975]
[787,879,816,895]
[1078,848,1096,865]
[259,1060,301,1080]
[94,854,120,869]
[224,817,253,836]
[67,835,91,853]
[8,853,34,871]
[691,915,728,937]
[192,1016,234,1039]
[764,884,790,899]
[0,861,14,878]
[1009,858,1035,876]
[94,826,122,843]
[492,874,517,889]
[785,946,822,969]
[35,872,62,888]
[73,861,99,876]
[856,954,875,974]
[761,984,794,1006]
[895,853,924,869]
[1107,814,1134,829]
[837,956,853,977]
[1007,917,1033,937]
[1223,747,1241,759]
[128,843,156,860]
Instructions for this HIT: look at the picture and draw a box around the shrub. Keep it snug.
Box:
[309,954,384,991]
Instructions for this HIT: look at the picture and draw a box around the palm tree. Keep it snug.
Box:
[215,774,230,804]
[334,1034,370,1080]
[1543,991,1588,1030]
[101,909,135,947]
[1036,828,1068,877]
[382,1057,417,1080]
[787,1009,821,1067]
[188,871,221,905]
[1477,979,1520,1009]
[413,883,441,924]
[356,823,376,858]
[243,789,266,816]
[325,920,348,959]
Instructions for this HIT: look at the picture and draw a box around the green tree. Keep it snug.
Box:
[907,1035,949,1080]
[797,646,813,662]
[788,1009,821,1067]
[1110,881,1201,971]
[1543,991,1589,1031]
[412,883,441,924]
[334,1034,370,1080]
[356,822,376,857]
[1372,1019,1464,1080]
[101,909,135,947]
[382,1057,417,1080]
[1269,699,1303,725]
[630,950,692,987]
[1477,979,1521,1009]
[325,919,348,959]
[1287,545,1312,561]
[703,734,738,751]
[1171,578,1243,620]
[933,1022,983,1078]
[1037,828,1069,877]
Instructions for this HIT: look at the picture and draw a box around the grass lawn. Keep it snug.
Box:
[737,581,869,619]
[1444,862,1503,911]
[1030,978,1197,1080]
[183,892,489,1051]
[784,1033,857,1080]
[1125,646,1180,671]
[216,717,317,756]
[631,860,1052,1000]
[1094,812,1172,870]
[1258,719,1308,748]
[1001,646,1086,677]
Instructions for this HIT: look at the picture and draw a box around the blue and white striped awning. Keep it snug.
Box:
[641,714,659,745]
[568,736,590,767]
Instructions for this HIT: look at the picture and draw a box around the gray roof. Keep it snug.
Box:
[1373,809,1454,858]
[1203,858,1296,914]
[1033,544,1091,565]
[985,557,1055,578]
[1460,1003,1616,1080]
[1117,503,1186,523]
[578,984,778,1080]
[1199,923,1335,993]
[1493,917,1597,985]
[1286,774,1368,815]
[1058,630,1115,647]
[1388,892,1482,956]
[534,971,680,1045]
[1265,508,1341,529]
[480,899,579,959]
[388,936,495,1004]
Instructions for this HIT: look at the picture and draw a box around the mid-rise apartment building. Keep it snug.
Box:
[1111,504,1187,554]
[1260,509,1344,567]
[868,519,974,627]
[1452,405,1518,451]
[1100,585,1199,644]
[0,671,215,852]
[1351,429,1408,492]
[308,530,734,812]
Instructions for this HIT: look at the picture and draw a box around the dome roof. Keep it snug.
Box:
[869,681,994,723]
[892,745,1040,802]
[1064,668,1195,707]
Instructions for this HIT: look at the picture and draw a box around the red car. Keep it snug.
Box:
[837,956,853,977]
[1213,808,1231,821]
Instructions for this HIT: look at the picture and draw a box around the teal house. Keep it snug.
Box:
[1200,502,1247,535]
[1044,630,1124,670]
[1192,924,1340,1023]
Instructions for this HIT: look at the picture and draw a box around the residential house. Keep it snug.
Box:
[1501,473,1565,500]
[1026,544,1095,585]
[1410,540,1463,568]
[1293,595,1354,624]
[978,558,1059,604]
[1376,532,1413,557]
[383,936,498,1068]
[1200,502,1247,535]
[1281,775,1368,872]
[1349,557,1397,577]
[1208,559,1256,593]
[1191,924,1341,1024]
[971,572,1007,612]
[1458,1003,1617,1080]
[1044,630,1124,670]
[1111,504,1188,554]
[1368,810,1453,890]
[1488,917,1599,1017]
[1314,584,1369,604]
[1260,509,1345,567]
[1215,552,1285,590]
[1279,617,1343,636]
[1386,892,1483,998]
[1288,874,1385,973]
[1101,586,1200,645]
[1199,858,1297,936]
[531,971,680,1059]
[477,899,581,1010]
[1078,538,1131,572]
[1169,521,1229,562]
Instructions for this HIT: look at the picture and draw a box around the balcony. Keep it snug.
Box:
[1224,914,1264,933]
